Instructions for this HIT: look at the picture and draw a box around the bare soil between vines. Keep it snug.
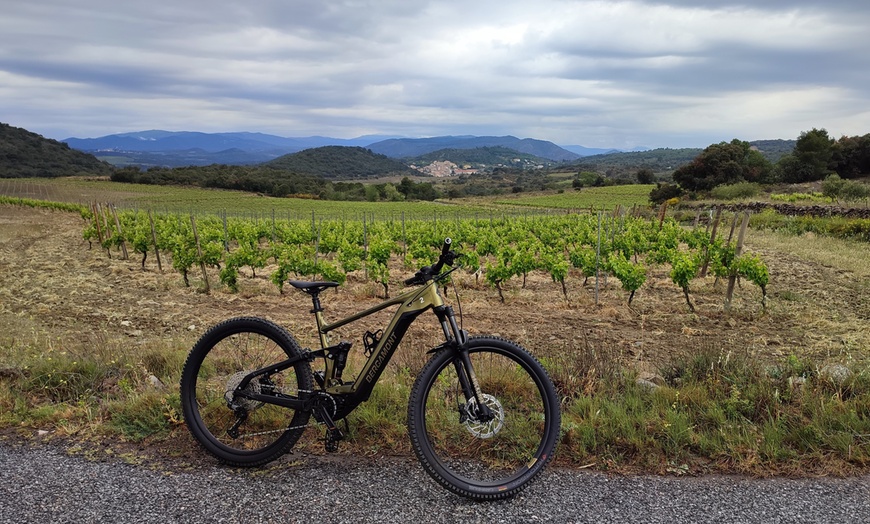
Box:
[1,205,869,471]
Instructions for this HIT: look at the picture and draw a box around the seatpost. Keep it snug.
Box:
[307,292,323,314]
[303,290,330,348]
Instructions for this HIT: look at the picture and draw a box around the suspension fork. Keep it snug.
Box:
[435,306,493,420]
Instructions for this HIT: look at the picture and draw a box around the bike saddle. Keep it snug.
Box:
[287,280,339,295]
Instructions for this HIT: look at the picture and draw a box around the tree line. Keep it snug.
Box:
[651,129,870,203]
[111,164,442,202]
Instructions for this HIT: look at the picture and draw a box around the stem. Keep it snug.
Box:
[683,286,695,312]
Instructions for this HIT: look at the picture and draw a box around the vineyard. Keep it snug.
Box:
[82,203,769,312]
[6,200,870,475]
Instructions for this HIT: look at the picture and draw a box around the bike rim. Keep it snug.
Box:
[192,329,305,454]
[421,347,554,488]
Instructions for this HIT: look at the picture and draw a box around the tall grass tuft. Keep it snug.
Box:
[559,339,870,472]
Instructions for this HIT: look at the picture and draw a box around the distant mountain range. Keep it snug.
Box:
[63,130,401,154]
[63,130,644,168]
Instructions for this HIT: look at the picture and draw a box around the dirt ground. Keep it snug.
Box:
[3,204,870,474]
[1,205,868,380]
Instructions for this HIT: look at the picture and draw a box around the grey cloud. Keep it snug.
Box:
[637,0,870,13]
[2,0,869,148]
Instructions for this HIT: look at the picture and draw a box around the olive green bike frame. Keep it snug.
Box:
[233,278,477,416]
[316,279,456,397]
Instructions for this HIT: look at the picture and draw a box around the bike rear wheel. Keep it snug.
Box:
[180,317,313,466]
[408,336,561,500]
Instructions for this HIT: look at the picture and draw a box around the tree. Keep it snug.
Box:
[776,128,835,183]
[795,128,835,178]
[577,171,602,187]
[636,168,656,184]
[649,183,684,205]
[672,139,772,191]
[831,133,870,179]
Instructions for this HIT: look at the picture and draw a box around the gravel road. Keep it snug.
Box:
[1,444,868,523]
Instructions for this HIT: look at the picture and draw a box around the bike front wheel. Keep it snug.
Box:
[408,336,561,500]
[180,317,313,467]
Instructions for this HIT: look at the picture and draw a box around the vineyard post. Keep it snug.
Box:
[110,205,129,260]
[713,211,742,288]
[190,214,210,294]
[724,212,750,311]
[271,208,276,242]
[148,210,162,272]
[102,204,111,243]
[222,211,229,252]
[97,203,111,248]
[401,211,407,257]
[314,221,321,280]
[363,214,368,280]
[92,203,104,244]
[609,214,616,246]
[657,201,668,229]
[700,206,722,278]
[595,211,602,306]
[726,212,739,243]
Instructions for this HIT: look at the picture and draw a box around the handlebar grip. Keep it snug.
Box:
[441,238,452,256]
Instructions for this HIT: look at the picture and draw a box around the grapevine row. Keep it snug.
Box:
[82,205,769,311]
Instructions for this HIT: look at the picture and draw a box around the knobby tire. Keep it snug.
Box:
[407,336,561,500]
[180,317,313,467]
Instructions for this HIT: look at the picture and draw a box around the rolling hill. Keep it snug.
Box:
[366,135,580,161]
[1,122,114,177]
[266,146,417,179]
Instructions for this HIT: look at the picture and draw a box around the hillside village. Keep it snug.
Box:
[412,160,479,177]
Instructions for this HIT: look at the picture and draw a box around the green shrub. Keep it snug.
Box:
[710,181,761,200]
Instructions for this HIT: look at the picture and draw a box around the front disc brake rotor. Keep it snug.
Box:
[462,394,505,438]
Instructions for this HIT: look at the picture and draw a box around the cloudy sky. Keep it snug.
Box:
[2,0,869,148]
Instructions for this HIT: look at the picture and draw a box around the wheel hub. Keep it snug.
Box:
[224,370,264,411]
[462,394,504,438]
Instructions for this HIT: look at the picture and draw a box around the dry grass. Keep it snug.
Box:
[2,204,869,475]
[749,229,870,279]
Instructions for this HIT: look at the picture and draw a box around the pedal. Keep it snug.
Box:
[324,426,344,453]
[314,401,344,452]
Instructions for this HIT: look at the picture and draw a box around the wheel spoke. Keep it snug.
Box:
[408,337,560,500]
[180,318,313,466]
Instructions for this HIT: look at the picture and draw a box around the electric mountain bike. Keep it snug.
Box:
[180,239,561,500]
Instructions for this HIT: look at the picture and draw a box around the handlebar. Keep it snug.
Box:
[404,238,457,286]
